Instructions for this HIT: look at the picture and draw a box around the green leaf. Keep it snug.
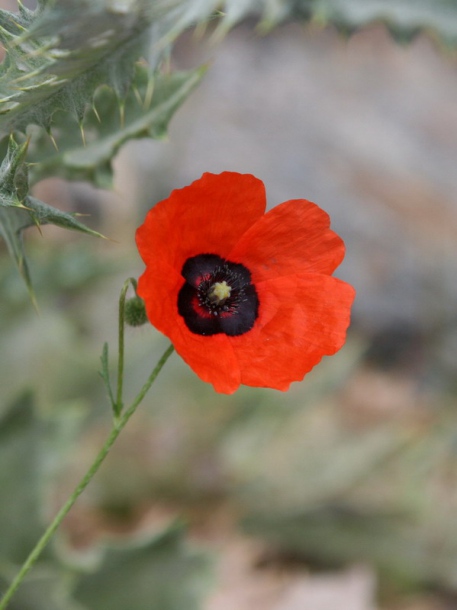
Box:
[0,567,87,610]
[72,523,213,610]
[26,65,206,189]
[212,0,457,46]
[0,205,33,293]
[241,411,457,593]
[243,504,457,592]
[0,0,179,136]
[18,196,104,237]
[0,0,208,141]
[0,392,44,565]
[311,0,457,47]
[0,136,30,207]
[99,342,115,411]
[0,1,206,289]
[0,195,104,294]
[0,136,104,292]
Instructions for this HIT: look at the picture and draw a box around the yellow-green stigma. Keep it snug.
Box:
[208,280,232,305]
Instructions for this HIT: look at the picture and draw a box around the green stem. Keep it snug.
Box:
[116,277,137,416]
[0,343,174,610]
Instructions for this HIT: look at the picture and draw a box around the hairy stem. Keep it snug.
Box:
[116,277,138,416]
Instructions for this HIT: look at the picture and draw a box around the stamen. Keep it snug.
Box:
[178,254,259,336]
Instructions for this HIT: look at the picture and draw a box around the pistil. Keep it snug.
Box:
[208,280,232,305]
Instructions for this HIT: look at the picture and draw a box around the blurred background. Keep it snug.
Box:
[1,4,457,609]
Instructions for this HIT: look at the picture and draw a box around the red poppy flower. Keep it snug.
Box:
[136,172,355,394]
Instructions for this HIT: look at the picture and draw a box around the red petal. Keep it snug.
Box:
[137,262,182,337]
[137,263,242,394]
[136,172,266,272]
[229,199,345,282]
[136,174,354,394]
[136,172,267,394]
[172,331,241,394]
[229,273,355,390]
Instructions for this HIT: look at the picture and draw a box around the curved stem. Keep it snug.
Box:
[116,277,138,416]
[0,343,174,610]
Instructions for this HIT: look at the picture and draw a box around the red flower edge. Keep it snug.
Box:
[136,172,355,394]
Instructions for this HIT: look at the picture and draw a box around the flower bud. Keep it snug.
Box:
[124,296,148,327]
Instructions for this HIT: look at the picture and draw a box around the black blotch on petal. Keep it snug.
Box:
[177,283,220,336]
[218,284,259,336]
[178,254,259,337]
[181,254,225,288]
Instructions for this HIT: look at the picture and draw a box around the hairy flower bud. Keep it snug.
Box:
[124,296,148,327]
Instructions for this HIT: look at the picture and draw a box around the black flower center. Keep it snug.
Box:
[177,254,259,336]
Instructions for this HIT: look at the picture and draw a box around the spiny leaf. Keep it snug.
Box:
[0,204,33,293]
[0,199,104,298]
[0,2,207,290]
[212,0,457,47]
[0,0,190,136]
[0,136,104,293]
[311,0,457,48]
[0,135,29,206]
[22,196,105,238]
[0,136,36,294]
[26,65,206,189]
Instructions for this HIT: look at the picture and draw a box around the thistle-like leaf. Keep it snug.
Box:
[310,0,457,47]
[214,0,457,46]
[0,1,207,287]
[0,0,186,135]
[0,197,105,295]
[0,136,104,293]
[26,65,206,189]
[0,135,29,207]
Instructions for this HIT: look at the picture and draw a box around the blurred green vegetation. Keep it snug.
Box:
[1,223,457,608]
[1,1,457,608]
